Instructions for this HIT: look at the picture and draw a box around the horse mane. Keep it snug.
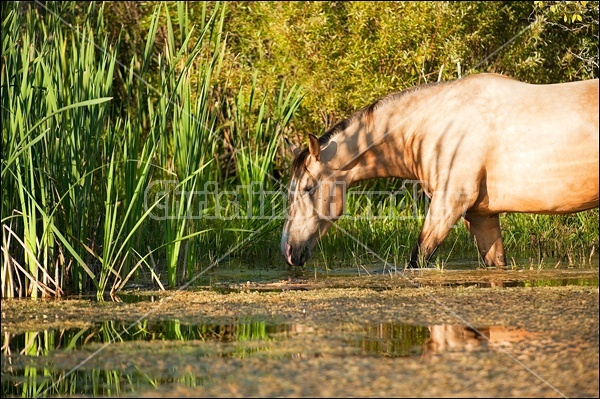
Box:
[292,80,444,177]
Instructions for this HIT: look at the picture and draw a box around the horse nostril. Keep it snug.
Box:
[284,243,293,265]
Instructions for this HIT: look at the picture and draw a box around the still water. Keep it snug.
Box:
[2,267,598,397]
[2,319,537,397]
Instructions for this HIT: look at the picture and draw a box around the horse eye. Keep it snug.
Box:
[304,186,317,196]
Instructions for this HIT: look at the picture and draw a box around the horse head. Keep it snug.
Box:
[281,134,347,266]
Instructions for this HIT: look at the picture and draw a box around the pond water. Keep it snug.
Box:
[0,319,543,397]
[2,266,598,397]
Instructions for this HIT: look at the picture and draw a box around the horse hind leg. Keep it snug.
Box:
[464,213,506,267]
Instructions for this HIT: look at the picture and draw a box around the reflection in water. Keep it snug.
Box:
[352,323,535,357]
[1,319,296,355]
[423,325,535,356]
[435,277,599,289]
[352,323,429,357]
[1,320,536,397]
[2,366,210,398]
[1,320,296,397]
[351,323,535,358]
[426,324,484,352]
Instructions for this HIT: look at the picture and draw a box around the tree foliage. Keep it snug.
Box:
[38,1,598,141]
[218,1,598,138]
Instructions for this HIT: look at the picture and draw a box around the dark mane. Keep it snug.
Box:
[292,149,311,178]
[292,80,444,177]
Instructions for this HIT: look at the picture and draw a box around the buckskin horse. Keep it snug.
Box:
[281,73,599,268]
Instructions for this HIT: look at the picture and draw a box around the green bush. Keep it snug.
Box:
[221,1,598,143]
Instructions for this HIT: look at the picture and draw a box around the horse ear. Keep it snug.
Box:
[308,134,321,162]
[284,136,301,157]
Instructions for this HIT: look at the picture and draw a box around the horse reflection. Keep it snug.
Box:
[423,324,537,356]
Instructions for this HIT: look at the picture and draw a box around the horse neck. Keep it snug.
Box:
[330,104,416,185]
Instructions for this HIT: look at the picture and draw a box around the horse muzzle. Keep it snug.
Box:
[282,242,311,266]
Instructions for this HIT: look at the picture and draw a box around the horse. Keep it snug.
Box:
[281,73,599,268]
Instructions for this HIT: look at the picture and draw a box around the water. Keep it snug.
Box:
[2,266,598,397]
[434,276,599,288]
[1,319,287,397]
[68,274,598,299]
[1,318,540,397]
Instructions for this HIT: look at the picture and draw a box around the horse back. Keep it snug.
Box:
[461,75,598,214]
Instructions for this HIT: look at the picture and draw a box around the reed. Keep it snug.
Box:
[151,2,227,287]
[227,73,304,244]
[2,3,115,297]
[0,1,306,297]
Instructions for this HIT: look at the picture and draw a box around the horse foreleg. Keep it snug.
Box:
[464,213,506,266]
[408,193,469,268]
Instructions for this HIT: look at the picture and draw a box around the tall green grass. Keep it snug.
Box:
[2,3,115,297]
[227,73,303,238]
[152,2,227,288]
[0,1,306,298]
